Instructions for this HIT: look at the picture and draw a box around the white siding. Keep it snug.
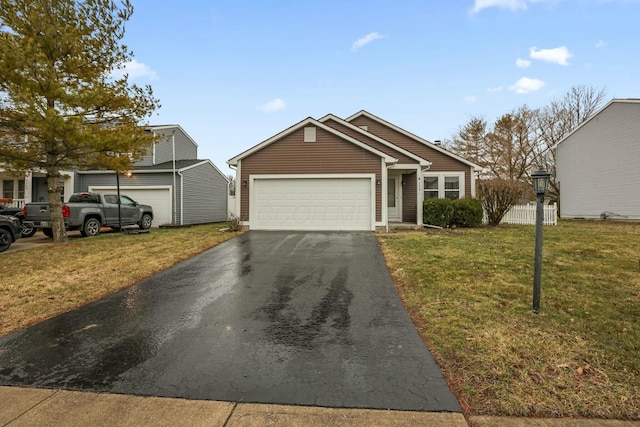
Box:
[557,101,640,219]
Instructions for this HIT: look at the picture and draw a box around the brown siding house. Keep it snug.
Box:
[228,111,480,231]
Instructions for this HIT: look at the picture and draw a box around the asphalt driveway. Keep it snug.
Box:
[0,231,460,412]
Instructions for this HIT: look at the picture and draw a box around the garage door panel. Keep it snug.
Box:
[252,178,372,231]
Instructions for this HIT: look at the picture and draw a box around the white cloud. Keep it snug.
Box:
[258,98,286,112]
[352,32,384,51]
[516,58,532,68]
[487,86,503,94]
[471,0,528,13]
[464,95,477,103]
[509,77,545,94]
[529,46,573,65]
[595,40,607,48]
[111,60,157,80]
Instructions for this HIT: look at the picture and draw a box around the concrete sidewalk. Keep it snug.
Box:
[1,386,466,427]
[3,387,640,427]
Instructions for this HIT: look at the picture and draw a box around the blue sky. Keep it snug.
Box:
[119,0,640,174]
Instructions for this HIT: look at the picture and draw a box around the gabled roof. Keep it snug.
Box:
[318,114,431,167]
[227,117,398,166]
[552,98,640,150]
[345,110,482,170]
[146,124,200,148]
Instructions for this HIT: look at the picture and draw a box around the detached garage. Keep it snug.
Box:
[228,117,397,231]
[251,176,375,231]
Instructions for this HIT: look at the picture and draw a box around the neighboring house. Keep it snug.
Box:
[228,110,481,231]
[555,98,640,220]
[0,169,76,208]
[76,125,228,226]
[2,125,228,226]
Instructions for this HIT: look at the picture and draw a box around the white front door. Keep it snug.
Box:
[388,176,401,222]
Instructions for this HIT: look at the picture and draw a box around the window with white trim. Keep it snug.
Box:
[423,173,464,200]
[424,176,439,200]
[2,180,13,199]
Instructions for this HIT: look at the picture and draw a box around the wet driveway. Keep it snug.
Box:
[0,232,460,412]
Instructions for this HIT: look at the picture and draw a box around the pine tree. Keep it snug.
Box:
[0,0,160,243]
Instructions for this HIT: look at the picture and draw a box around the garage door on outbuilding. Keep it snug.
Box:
[89,186,172,227]
[251,176,374,231]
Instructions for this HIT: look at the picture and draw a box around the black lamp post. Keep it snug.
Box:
[531,169,551,314]
[116,171,122,230]
[115,170,132,232]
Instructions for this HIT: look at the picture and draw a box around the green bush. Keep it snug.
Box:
[451,198,483,227]
[423,198,454,228]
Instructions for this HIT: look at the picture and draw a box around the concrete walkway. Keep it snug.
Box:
[1,386,466,427]
[3,386,640,427]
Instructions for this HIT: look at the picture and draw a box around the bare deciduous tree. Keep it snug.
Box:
[485,106,541,181]
[450,85,607,211]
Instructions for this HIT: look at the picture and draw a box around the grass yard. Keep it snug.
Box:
[378,220,640,420]
[0,224,240,338]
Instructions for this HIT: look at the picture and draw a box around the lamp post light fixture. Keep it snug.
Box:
[531,168,551,314]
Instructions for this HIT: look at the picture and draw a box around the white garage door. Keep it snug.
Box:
[88,186,172,227]
[252,178,373,231]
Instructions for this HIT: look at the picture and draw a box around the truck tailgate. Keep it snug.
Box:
[24,203,53,226]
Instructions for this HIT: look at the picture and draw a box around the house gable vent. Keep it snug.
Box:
[304,126,317,142]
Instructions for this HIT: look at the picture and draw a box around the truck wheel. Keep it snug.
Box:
[42,228,53,238]
[81,218,101,237]
[21,222,36,238]
[138,213,152,230]
[0,229,12,252]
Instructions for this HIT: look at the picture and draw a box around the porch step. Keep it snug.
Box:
[388,222,423,231]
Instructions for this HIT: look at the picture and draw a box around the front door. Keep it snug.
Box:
[388,176,401,222]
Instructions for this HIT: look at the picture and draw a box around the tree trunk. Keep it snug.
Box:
[46,170,69,244]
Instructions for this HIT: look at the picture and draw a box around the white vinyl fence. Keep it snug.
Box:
[484,204,557,226]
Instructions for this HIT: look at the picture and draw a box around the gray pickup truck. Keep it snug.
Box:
[25,192,154,237]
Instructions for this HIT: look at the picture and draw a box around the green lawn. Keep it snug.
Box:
[378,221,640,420]
[2,220,638,419]
[0,224,240,337]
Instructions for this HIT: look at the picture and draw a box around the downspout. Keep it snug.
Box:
[172,130,177,224]
[236,161,242,225]
[471,166,477,198]
[228,164,237,221]
[178,169,184,225]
